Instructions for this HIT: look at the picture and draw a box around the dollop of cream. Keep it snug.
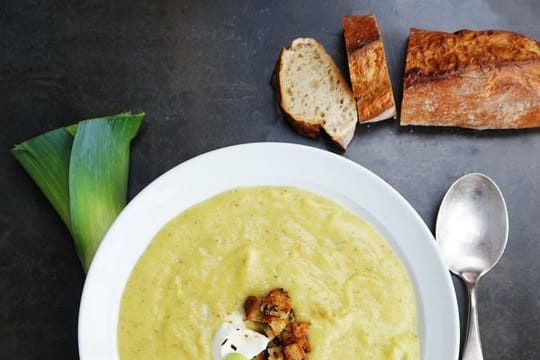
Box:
[212,310,269,360]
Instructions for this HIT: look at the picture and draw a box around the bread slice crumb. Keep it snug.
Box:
[274,38,358,150]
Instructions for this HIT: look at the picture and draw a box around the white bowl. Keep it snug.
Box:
[79,142,459,360]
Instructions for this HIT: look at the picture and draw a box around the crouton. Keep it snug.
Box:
[279,322,311,353]
[283,343,307,360]
[261,288,292,320]
[264,317,289,340]
[253,352,267,360]
[245,295,264,322]
[268,346,285,359]
[243,288,311,358]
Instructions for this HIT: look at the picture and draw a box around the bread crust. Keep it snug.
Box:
[343,15,396,123]
[401,28,540,129]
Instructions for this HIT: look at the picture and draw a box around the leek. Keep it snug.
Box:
[11,112,144,272]
[12,128,73,230]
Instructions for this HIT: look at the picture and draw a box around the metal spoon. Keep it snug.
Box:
[436,173,509,360]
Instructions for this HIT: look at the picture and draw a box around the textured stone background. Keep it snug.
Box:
[1,0,539,358]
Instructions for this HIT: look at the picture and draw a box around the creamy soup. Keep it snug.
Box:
[118,187,419,359]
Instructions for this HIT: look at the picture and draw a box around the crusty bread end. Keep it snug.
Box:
[401,28,540,129]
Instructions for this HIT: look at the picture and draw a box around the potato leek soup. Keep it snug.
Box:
[118,187,419,359]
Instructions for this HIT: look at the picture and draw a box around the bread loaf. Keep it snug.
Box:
[401,28,540,129]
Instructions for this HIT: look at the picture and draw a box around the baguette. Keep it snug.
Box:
[401,28,540,129]
[274,38,357,150]
[343,15,396,123]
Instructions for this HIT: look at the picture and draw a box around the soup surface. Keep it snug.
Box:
[118,187,419,359]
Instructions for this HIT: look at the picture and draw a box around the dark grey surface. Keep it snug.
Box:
[1,0,539,358]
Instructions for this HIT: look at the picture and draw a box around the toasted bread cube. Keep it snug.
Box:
[279,322,311,353]
[264,317,289,340]
[295,336,311,354]
[291,322,310,338]
[283,343,306,360]
[268,346,284,359]
[245,295,265,322]
[261,288,292,319]
[253,352,267,360]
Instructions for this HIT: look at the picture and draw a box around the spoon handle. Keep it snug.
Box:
[462,280,483,360]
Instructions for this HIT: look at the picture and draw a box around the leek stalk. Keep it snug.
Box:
[11,112,144,272]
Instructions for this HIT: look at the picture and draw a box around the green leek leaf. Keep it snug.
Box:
[11,112,144,272]
[11,128,74,230]
[70,113,144,270]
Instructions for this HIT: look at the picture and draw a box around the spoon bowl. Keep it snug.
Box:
[437,173,509,281]
[436,173,508,359]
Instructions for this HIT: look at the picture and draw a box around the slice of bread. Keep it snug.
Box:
[401,28,540,129]
[343,15,396,123]
[274,38,357,150]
